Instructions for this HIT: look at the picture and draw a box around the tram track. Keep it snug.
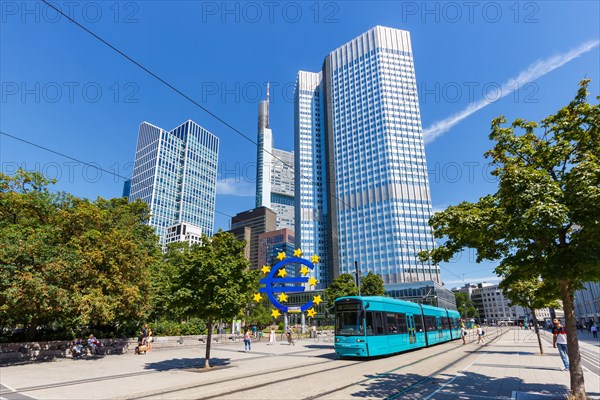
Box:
[304,328,509,400]
[140,331,501,400]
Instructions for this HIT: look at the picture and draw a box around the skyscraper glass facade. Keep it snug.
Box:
[295,71,331,289]
[256,94,295,231]
[295,26,439,287]
[128,120,219,245]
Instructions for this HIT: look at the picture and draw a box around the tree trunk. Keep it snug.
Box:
[204,317,213,369]
[560,279,587,400]
[529,308,543,354]
[25,319,38,341]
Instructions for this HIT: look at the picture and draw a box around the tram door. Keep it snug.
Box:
[407,314,416,344]
[436,316,443,339]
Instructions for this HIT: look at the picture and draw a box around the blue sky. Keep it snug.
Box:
[1,1,599,287]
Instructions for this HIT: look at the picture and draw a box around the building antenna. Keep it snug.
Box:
[266,82,270,128]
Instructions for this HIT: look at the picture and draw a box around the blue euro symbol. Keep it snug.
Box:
[259,257,314,312]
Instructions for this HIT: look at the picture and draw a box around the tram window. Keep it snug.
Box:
[374,312,385,335]
[365,312,374,335]
[397,313,408,333]
[424,316,437,331]
[335,308,365,336]
[386,313,399,334]
[414,315,424,332]
[441,317,450,330]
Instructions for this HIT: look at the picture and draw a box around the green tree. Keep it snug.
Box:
[360,272,385,296]
[419,80,599,399]
[169,231,255,368]
[63,197,160,328]
[454,292,478,319]
[499,276,560,354]
[0,170,160,340]
[325,273,358,303]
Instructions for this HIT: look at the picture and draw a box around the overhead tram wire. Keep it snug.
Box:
[0,130,234,219]
[1,130,129,180]
[41,1,467,284]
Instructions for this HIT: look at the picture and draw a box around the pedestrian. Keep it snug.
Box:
[243,329,251,352]
[476,325,485,344]
[147,327,153,352]
[461,325,467,345]
[552,319,569,371]
[591,323,598,338]
[141,324,148,343]
[252,325,257,339]
[268,326,276,345]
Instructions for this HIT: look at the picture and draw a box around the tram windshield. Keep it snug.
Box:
[335,301,365,336]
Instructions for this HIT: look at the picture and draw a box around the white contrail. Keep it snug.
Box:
[423,40,600,144]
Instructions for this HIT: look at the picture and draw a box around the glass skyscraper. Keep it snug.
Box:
[256,87,295,230]
[128,120,219,245]
[295,26,440,288]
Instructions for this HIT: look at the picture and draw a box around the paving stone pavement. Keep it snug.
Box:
[0,328,597,399]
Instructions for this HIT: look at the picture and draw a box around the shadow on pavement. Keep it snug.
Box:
[348,370,575,399]
[465,350,537,355]
[144,357,231,371]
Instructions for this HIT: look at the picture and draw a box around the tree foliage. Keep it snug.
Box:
[499,277,561,354]
[419,80,599,399]
[325,273,358,303]
[454,292,478,319]
[167,231,255,368]
[0,170,160,340]
[360,272,385,296]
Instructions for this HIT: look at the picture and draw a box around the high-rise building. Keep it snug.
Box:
[574,282,600,325]
[256,87,295,230]
[128,120,219,245]
[122,179,131,198]
[258,228,296,269]
[228,207,277,270]
[295,26,439,288]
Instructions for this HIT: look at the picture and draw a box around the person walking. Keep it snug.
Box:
[268,326,276,345]
[461,325,467,345]
[591,322,598,338]
[147,328,153,352]
[552,319,569,371]
[243,329,251,352]
[476,325,485,344]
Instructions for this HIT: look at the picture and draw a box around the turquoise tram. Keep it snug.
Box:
[334,296,462,358]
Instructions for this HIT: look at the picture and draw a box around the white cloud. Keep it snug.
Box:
[423,40,600,144]
[216,178,255,197]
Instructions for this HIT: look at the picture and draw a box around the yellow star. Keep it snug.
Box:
[276,251,286,261]
[278,292,288,303]
[277,268,287,278]
[253,293,262,302]
[293,248,303,257]
[313,295,323,306]
[261,265,271,275]
[307,308,317,318]
[271,309,281,318]
[311,254,320,264]
[300,265,310,276]
[308,277,318,286]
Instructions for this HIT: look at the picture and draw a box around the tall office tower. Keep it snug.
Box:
[294,26,439,287]
[128,120,219,245]
[295,71,331,289]
[255,87,295,230]
[228,207,277,270]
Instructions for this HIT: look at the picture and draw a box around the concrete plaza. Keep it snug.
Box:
[1,327,598,399]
